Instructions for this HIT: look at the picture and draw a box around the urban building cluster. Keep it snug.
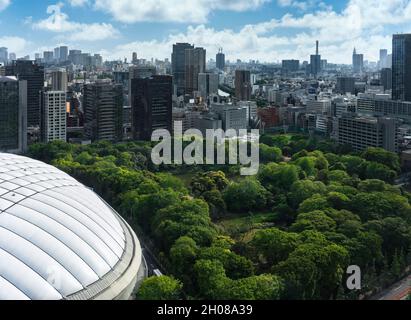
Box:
[1,35,411,165]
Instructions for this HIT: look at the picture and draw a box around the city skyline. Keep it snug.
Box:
[1,0,411,63]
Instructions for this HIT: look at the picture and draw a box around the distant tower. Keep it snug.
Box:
[216,48,225,70]
[132,52,138,64]
[310,40,321,77]
[352,47,364,74]
[392,34,411,101]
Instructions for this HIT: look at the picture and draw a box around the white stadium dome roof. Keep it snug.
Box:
[0,153,144,300]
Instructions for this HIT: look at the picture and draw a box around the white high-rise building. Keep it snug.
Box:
[50,68,68,91]
[41,91,66,142]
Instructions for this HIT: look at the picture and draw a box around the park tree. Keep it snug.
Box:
[251,228,300,266]
[259,144,283,163]
[298,194,330,213]
[170,236,199,280]
[291,211,337,233]
[289,180,327,208]
[294,156,317,177]
[258,163,299,192]
[362,147,400,172]
[226,274,283,300]
[194,260,230,300]
[362,162,397,183]
[224,178,270,213]
[138,276,183,300]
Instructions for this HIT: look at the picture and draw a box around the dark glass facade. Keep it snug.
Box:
[392,34,411,101]
[0,78,19,151]
[131,75,172,141]
[5,60,44,127]
[172,43,194,97]
[83,81,123,142]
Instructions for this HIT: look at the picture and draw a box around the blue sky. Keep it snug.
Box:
[1,0,411,63]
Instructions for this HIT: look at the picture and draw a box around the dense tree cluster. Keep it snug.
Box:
[27,135,411,300]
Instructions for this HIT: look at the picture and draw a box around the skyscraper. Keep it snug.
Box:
[132,52,138,64]
[172,43,194,96]
[59,46,68,62]
[0,76,27,153]
[0,47,8,64]
[44,51,54,64]
[5,60,44,128]
[185,47,206,95]
[131,75,172,141]
[128,65,156,107]
[381,68,392,91]
[50,68,68,92]
[216,48,225,70]
[392,34,411,101]
[379,49,388,68]
[235,70,252,101]
[198,73,219,99]
[336,77,355,94]
[282,60,300,73]
[310,41,321,77]
[352,48,364,74]
[54,47,60,62]
[40,90,66,143]
[9,53,16,62]
[83,80,123,142]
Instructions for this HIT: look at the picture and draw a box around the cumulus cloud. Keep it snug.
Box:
[32,3,119,41]
[68,0,88,7]
[93,0,270,23]
[101,0,411,64]
[0,0,10,11]
[0,36,30,56]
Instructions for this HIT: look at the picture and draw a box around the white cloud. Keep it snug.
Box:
[101,0,411,64]
[0,0,10,11]
[0,36,30,56]
[93,0,270,23]
[68,0,88,6]
[32,3,119,41]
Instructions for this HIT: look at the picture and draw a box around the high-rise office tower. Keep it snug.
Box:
[0,47,8,64]
[132,52,138,64]
[43,51,54,64]
[131,75,172,141]
[381,68,392,91]
[216,48,225,70]
[352,48,364,74]
[172,43,194,96]
[68,50,82,65]
[83,80,123,142]
[336,77,355,94]
[129,65,156,79]
[185,47,206,95]
[59,46,68,62]
[380,49,388,68]
[198,73,219,99]
[54,47,60,62]
[128,65,156,106]
[5,60,44,128]
[310,40,321,77]
[40,90,66,143]
[282,60,300,73]
[235,70,252,101]
[9,53,16,62]
[50,68,68,92]
[0,76,27,153]
[392,34,411,101]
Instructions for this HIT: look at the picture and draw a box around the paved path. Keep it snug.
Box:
[372,275,411,300]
